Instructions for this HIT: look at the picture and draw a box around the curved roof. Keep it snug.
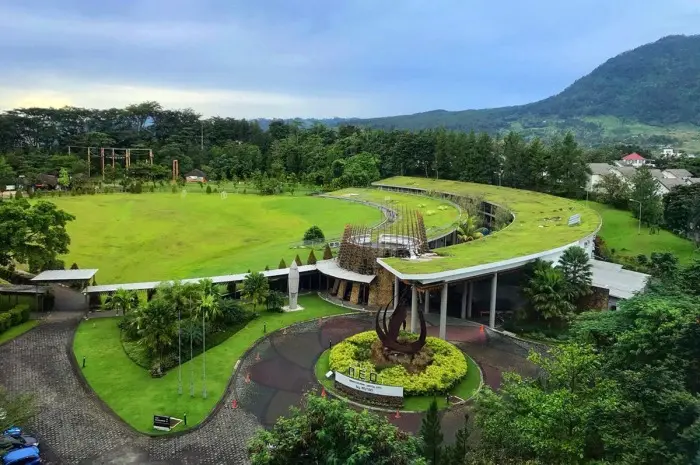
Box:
[373,177,601,278]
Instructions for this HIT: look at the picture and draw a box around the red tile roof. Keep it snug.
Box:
[622,153,645,161]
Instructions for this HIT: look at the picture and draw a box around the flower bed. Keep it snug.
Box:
[329,331,467,396]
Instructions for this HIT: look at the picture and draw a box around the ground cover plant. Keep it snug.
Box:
[44,193,381,283]
[73,295,350,433]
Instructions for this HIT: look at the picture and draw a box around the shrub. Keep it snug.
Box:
[9,304,30,325]
[329,331,467,396]
[278,259,287,269]
[307,250,317,265]
[206,185,212,194]
[303,225,325,242]
[70,263,79,270]
[294,254,303,266]
[323,244,333,260]
[0,313,11,332]
[171,185,177,194]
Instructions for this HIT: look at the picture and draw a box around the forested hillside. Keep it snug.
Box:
[347,35,700,150]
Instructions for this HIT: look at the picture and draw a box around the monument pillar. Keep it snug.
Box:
[489,273,498,328]
[288,261,300,310]
[439,283,448,340]
[410,285,418,333]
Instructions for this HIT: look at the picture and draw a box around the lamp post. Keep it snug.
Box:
[629,199,642,234]
[581,185,589,207]
[493,170,503,187]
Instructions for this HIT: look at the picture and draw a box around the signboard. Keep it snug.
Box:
[153,415,171,431]
[335,372,404,397]
[567,214,581,226]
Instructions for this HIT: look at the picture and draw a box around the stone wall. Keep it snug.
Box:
[368,267,393,308]
[337,280,348,300]
[350,282,361,305]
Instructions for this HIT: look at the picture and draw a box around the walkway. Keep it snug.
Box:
[0,289,537,464]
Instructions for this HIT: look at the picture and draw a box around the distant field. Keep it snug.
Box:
[583,201,698,264]
[46,192,381,284]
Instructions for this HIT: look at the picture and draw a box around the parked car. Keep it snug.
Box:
[2,446,40,465]
[2,428,38,448]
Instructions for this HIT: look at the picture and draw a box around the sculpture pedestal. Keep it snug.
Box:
[282,305,304,313]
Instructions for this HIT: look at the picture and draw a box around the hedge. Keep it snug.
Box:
[0,304,31,334]
[329,331,468,396]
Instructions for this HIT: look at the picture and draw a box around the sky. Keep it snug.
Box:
[1,0,699,119]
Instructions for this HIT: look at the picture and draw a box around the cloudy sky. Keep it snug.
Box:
[1,0,699,118]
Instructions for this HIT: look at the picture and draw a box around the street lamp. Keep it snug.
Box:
[581,185,589,207]
[493,170,503,187]
[629,199,642,234]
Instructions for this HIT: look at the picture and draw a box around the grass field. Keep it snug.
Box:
[314,349,481,411]
[583,201,698,264]
[45,192,381,284]
[326,188,461,237]
[73,295,351,433]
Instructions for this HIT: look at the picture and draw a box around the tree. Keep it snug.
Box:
[248,394,426,465]
[558,246,592,303]
[0,157,15,190]
[137,298,178,372]
[323,244,333,260]
[104,289,139,315]
[307,249,317,265]
[265,290,285,312]
[547,133,590,198]
[442,414,472,465]
[523,266,575,323]
[474,344,626,465]
[0,200,75,273]
[294,254,302,266]
[663,183,700,246]
[278,258,287,269]
[420,399,443,464]
[456,214,483,243]
[241,272,269,312]
[57,167,70,189]
[303,225,325,242]
[631,168,663,227]
[597,172,632,208]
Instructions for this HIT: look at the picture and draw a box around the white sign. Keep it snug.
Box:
[335,372,404,397]
[567,214,581,226]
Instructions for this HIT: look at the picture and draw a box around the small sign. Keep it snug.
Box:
[567,214,581,226]
[348,367,355,377]
[153,415,171,431]
[335,372,404,397]
[369,372,377,383]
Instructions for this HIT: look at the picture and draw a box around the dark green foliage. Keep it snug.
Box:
[558,246,593,304]
[302,225,325,242]
[322,244,333,260]
[205,185,212,194]
[631,168,663,227]
[663,183,700,246]
[70,262,79,269]
[265,290,285,312]
[264,265,269,271]
[294,254,302,266]
[420,399,443,464]
[306,249,317,265]
[278,258,286,269]
[441,414,472,465]
[248,394,426,465]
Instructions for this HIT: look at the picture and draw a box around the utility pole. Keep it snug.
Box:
[200,121,204,151]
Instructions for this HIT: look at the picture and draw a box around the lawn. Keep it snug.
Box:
[583,201,698,264]
[44,193,381,284]
[0,321,39,345]
[314,349,481,411]
[73,295,351,433]
[325,188,461,237]
[374,177,600,275]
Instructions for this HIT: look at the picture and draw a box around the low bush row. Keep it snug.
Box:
[0,304,31,333]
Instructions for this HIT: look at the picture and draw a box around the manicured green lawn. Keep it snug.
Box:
[584,201,698,264]
[374,177,600,275]
[0,321,39,345]
[45,193,380,283]
[73,295,352,433]
[314,349,481,411]
[326,188,461,237]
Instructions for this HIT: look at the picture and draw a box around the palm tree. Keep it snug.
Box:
[456,215,483,243]
[558,246,593,302]
[104,289,139,315]
[194,279,221,399]
[136,299,177,374]
[241,272,270,312]
[523,267,575,324]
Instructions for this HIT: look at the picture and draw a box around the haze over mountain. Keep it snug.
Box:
[306,35,700,150]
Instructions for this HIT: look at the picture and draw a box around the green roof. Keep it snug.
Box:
[373,177,601,276]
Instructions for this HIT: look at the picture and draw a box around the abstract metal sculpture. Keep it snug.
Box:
[375,287,427,354]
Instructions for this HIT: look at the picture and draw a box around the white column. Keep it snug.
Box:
[410,285,418,333]
[439,283,448,340]
[424,290,430,314]
[393,276,399,310]
[489,273,498,329]
[467,282,473,318]
[460,281,468,319]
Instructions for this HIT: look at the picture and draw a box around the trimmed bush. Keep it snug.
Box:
[9,304,30,325]
[307,250,317,265]
[294,254,303,266]
[329,331,467,396]
[278,259,287,269]
[0,313,11,332]
[323,244,333,260]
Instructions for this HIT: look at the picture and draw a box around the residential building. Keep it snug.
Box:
[662,147,676,158]
[586,163,615,191]
[185,169,207,183]
[663,169,693,180]
[620,153,646,167]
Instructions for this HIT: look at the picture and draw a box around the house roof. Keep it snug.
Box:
[688,178,700,184]
[185,169,206,177]
[37,174,58,186]
[590,260,649,300]
[622,153,645,161]
[614,166,637,180]
[659,178,688,191]
[32,269,98,282]
[664,168,693,179]
[588,163,613,176]
[648,169,665,181]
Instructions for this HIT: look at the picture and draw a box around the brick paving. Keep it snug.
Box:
[0,288,538,464]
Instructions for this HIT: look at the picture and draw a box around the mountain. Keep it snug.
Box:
[337,35,700,151]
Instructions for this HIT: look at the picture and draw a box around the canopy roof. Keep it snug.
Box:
[590,259,649,299]
[31,269,98,282]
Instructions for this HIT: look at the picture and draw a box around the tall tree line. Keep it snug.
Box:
[0,102,590,196]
